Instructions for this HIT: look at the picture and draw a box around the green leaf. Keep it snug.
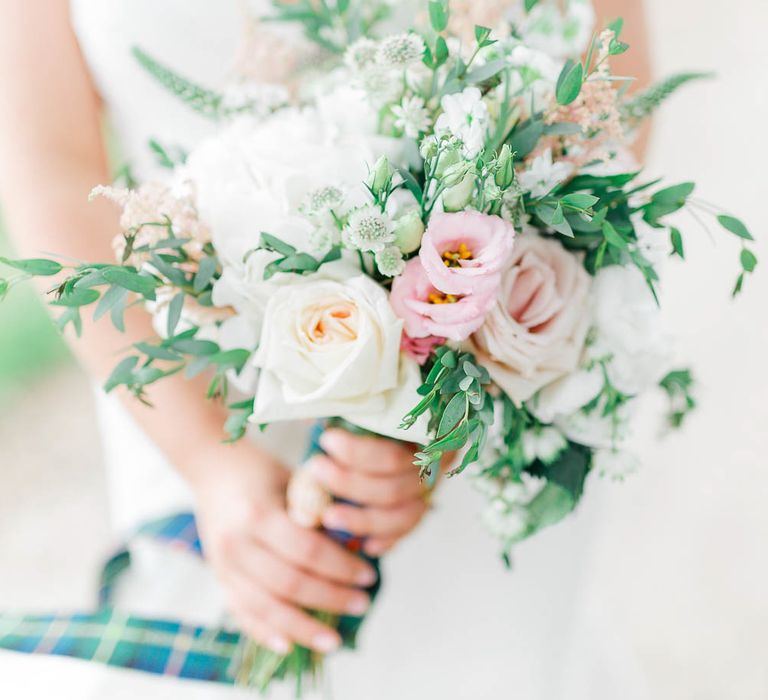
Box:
[732,272,745,297]
[53,288,101,307]
[602,220,628,248]
[193,256,217,293]
[509,118,545,159]
[524,0,540,10]
[167,292,185,338]
[741,248,758,273]
[437,394,467,438]
[172,338,219,356]
[440,350,457,369]
[718,215,754,241]
[652,182,695,204]
[94,285,128,321]
[102,268,159,296]
[465,59,507,85]
[260,232,297,256]
[111,293,126,332]
[474,25,491,45]
[397,168,424,205]
[428,0,448,32]
[104,356,139,392]
[607,17,624,37]
[561,193,599,210]
[670,227,684,258]
[0,256,63,276]
[434,36,449,67]
[134,342,181,361]
[555,60,583,106]
[0,279,8,300]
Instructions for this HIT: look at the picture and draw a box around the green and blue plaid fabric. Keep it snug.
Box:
[0,512,247,683]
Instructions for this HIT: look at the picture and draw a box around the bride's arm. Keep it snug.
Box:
[592,0,653,158]
[0,0,384,654]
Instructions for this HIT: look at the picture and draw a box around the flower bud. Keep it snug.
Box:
[441,161,472,188]
[419,135,439,160]
[495,144,515,188]
[369,156,394,197]
[442,172,475,212]
[393,208,425,253]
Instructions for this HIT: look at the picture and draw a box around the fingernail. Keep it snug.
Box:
[308,458,331,481]
[319,430,342,454]
[346,595,370,616]
[356,567,377,587]
[364,542,386,557]
[267,635,291,655]
[312,634,340,654]
[322,510,344,529]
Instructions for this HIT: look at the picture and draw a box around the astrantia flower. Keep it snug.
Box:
[358,66,402,105]
[375,245,406,277]
[522,427,568,465]
[434,87,490,159]
[392,96,431,138]
[302,185,346,217]
[346,205,395,252]
[378,33,426,67]
[518,148,573,198]
[345,38,380,70]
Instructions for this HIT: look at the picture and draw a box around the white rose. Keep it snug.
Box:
[468,233,591,403]
[590,265,674,395]
[250,271,429,443]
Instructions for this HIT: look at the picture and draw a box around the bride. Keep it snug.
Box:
[0,1,650,698]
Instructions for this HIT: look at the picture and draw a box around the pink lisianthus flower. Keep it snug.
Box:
[401,333,444,365]
[419,211,516,296]
[390,258,495,342]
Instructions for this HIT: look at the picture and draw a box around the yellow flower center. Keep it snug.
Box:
[428,291,461,305]
[442,242,473,267]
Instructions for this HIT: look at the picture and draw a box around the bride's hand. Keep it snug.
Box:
[191,447,377,655]
[309,429,432,557]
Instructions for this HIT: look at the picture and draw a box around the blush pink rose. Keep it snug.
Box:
[390,258,495,342]
[466,233,591,402]
[401,333,445,365]
[419,211,516,296]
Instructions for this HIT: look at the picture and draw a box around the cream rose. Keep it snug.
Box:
[467,233,591,403]
[250,272,429,443]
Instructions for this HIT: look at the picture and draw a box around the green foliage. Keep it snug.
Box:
[555,60,584,106]
[132,47,224,120]
[257,233,341,280]
[401,347,494,479]
[621,72,713,128]
[659,369,697,429]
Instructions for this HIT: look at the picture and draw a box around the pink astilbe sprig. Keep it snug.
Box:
[546,29,624,145]
[91,181,210,267]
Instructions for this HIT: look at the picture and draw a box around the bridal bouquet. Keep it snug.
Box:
[0,0,757,693]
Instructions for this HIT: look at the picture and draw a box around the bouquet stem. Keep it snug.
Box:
[232,418,381,696]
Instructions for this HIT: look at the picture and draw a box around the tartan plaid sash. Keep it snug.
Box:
[0,512,246,684]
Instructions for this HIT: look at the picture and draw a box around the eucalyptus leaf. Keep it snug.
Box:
[0,256,63,276]
[718,215,754,241]
[555,60,583,106]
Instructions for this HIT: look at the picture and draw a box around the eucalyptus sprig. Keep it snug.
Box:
[401,347,494,479]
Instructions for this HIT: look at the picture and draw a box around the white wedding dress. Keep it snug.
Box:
[0,2,647,698]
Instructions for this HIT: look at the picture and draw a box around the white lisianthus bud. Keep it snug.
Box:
[495,144,515,188]
[522,427,568,465]
[442,172,475,211]
[346,205,395,252]
[419,135,439,160]
[393,208,425,253]
[369,156,394,198]
[375,245,406,277]
[434,147,463,178]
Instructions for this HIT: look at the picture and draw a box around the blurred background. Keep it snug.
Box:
[1,0,767,698]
